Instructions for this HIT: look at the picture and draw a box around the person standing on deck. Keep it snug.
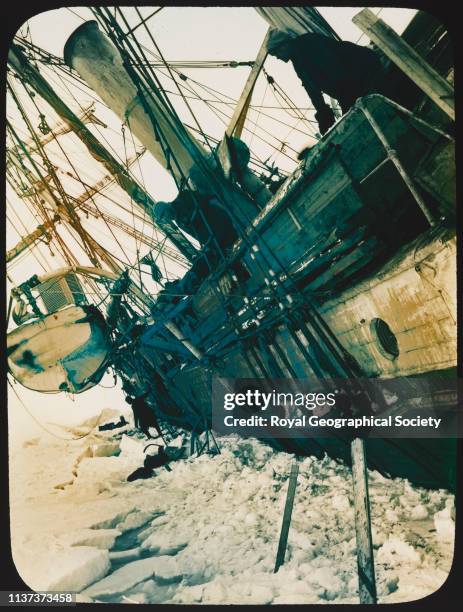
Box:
[266,28,386,135]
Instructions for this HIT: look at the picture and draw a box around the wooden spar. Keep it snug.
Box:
[80,205,188,265]
[350,438,377,604]
[6,153,143,264]
[7,199,185,266]
[233,92,253,140]
[7,147,185,267]
[163,321,204,360]
[64,21,270,210]
[215,29,273,207]
[7,221,55,264]
[7,44,197,263]
[274,460,299,573]
[7,118,121,274]
[352,9,454,120]
[24,103,107,152]
[226,28,271,138]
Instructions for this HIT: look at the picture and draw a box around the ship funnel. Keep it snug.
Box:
[64,21,271,208]
[64,21,205,185]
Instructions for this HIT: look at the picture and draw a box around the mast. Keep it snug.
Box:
[63,19,271,216]
[6,151,182,265]
[7,43,197,262]
[25,102,107,152]
[64,20,203,185]
[7,118,120,274]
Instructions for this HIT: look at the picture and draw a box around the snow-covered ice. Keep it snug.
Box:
[9,422,455,604]
[82,556,182,598]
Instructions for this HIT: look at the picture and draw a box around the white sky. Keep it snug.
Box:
[7,6,417,445]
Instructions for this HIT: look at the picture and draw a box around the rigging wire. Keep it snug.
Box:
[161,71,304,161]
[21,78,135,268]
[132,6,215,158]
[65,7,89,23]
[54,159,188,268]
[8,66,179,286]
[43,65,129,167]
[6,132,79,269]
[121,123,145,289]
[125,7,164,36]
[96,9,303,169]
[6,208,50,272]
[8,377,104,442]
[14,31,310,175]
[93,9,360,381]
[145,57,307,162]
[37,63,187,275]
[161,87,317,136]
[93,8,185,191]
[7,83,102,267]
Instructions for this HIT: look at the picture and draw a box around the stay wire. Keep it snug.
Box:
[22,79,134,271]
[8,378,103,441]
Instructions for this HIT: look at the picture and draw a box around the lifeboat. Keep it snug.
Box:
[7,304,111,394]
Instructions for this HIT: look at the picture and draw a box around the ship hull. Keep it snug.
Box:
[125,99,456,490]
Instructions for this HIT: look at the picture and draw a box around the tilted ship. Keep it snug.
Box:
[7,8,457,491]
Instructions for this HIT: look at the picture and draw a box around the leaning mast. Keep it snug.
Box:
[7,44,198,262]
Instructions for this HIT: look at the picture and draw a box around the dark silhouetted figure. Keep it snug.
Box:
[267,30,387,135]
[125,393,163,439]
[170,190,240,291]
[172,191,238,252]
[98,416,128,432]
[126,446,171,482]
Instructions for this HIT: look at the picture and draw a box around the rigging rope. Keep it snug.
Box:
[15,31,313,175]
[7,84,101,267]
[8,378,103,442]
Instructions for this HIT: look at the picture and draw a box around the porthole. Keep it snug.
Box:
[370,318,399,360]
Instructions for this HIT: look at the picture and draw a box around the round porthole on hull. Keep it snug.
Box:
[370,318,399,360]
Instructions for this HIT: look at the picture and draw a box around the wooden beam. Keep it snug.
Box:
[274,460,299,572]
[226,28,271,138]
[358,99,436,226]
[6,155,140,264]
[6,222,54,263]
[352,9,454,120]
[351,438,377,604]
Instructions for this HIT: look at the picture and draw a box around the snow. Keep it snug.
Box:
[82,556,182,598]
[117,510,156,532]
[411,504,429,521]
[9,421,455,604]
[13,541,110,593]
[433,500,455,542]
[377,537,422,567]
[60,528,122,550]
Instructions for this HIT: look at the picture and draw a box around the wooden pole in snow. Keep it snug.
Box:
[274,460,299,573]
[350,438,377,604]
[352,9,454,120]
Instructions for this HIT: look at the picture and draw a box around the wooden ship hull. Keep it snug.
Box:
[7,10,457,492]
[117,94,456,491]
